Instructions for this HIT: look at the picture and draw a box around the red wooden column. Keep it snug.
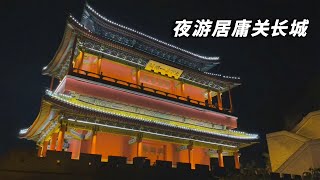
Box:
[136,68,141,85]
[91,132,97,154]
[137,141,143,157]
[41,141,49,157]
[70,139,82,159]
[56,124,66,151]
[207,90,213,107]
[68,34,78,74]
[217,92,223,110]
[228,88,233,113]
[49,133,58,150]
[37,146,42,157]
[217,150,224,167]
[77,51,84,73]
[187,144,194,169]
[136,133,143,157]
[97,56,102,75]
[234,151,240,169]
[181,82,185,97]
[49,77,54,91]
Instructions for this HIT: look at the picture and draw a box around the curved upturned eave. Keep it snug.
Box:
[42,23,76,78]
[19,100,52,140]
[43,16,240,89]
[68,17,241,87]
[44,93,257,145]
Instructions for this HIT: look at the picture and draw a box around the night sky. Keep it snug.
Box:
[1,0,319,166]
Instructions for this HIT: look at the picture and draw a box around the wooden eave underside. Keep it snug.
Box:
[55,95,253,144]
[85,6,219,65]
[19,100,57,140]
[42,23,76,78]
[21,95,256,150]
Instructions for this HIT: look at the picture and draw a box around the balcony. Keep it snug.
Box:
[70,68,232,115]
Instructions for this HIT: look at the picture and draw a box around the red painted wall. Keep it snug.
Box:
[63,77,237,128]
[73,53,208,102]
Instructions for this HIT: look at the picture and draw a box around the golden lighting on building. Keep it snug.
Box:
[145,60,183,79]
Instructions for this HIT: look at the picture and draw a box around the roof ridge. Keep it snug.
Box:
[85,3,219,61]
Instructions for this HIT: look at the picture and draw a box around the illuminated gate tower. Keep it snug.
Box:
[19,4,258,169]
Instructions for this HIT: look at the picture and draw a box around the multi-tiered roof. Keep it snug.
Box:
[44,4,241,92]
[20,3,258,153]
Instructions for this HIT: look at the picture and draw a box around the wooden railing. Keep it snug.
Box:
[70,68,231,114]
